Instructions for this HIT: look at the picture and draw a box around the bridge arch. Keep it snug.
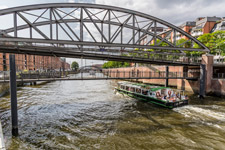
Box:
[79,65,102,72]
[0,3,209,65]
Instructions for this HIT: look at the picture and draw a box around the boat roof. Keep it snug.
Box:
[150,87,168,91]
[118,82,169,91]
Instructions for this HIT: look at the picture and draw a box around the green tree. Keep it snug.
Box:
[102,61,130,69]
[176,38,191,48]
[71,61,79,71]
[194,31,225,55]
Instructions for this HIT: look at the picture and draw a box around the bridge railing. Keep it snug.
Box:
[82,48,202,65]
[213,73,225,79]
[19,71,61,79]
[0,41,202,65]
[101,70,200,79]
[0,70,200,82]
[0,71,10,81]
[0,70,62,81]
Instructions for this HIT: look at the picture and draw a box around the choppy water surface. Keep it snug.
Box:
[0,78,225,150]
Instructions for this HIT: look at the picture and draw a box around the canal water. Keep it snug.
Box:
[0,77,225,150]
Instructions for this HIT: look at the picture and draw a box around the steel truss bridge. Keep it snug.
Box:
[0,3,209,66]
[0,4,208,137]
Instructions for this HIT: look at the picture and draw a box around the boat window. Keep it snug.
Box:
[130,87,135,92]
[149,92,152,96]
[136,88,141,93]
[126,86,129,91]
[142,90,148,95]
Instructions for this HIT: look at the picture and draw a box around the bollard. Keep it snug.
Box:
[9,55,18,136]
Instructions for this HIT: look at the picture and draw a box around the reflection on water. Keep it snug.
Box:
[0,79,225,150]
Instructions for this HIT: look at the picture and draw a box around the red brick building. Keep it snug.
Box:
[190,17,221,38]
[0,53,70,71]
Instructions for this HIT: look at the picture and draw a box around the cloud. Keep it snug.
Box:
[0,5,8,10]
[68,0,75,3]
[95,0,225,25]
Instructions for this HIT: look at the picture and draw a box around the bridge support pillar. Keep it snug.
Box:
[201,54,214,94]
[199,64,206,99]
[177,66,186,91]
[165,66,169,87]
[9,54,18,136]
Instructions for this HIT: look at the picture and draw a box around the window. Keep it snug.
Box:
[130,87,135,92]
[126,86,130,91]
[142,90,148,95]
[136,88,141,93]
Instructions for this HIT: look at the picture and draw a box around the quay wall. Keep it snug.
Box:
[105,65,225,96]
[104,66,200,94]
[211,79,225,96]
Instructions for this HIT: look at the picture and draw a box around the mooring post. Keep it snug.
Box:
[9,54,18,136]
[59,67,62,77]
[199,64,206,99]
[165,66,169,87]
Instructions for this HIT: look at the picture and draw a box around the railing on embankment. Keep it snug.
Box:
[102,70,200,80]
[0,71,62,82]
[213,73,225,79]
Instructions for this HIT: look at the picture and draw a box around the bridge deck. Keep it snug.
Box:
[0,76,198,83]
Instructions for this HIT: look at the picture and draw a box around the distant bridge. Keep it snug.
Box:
[0,3,209,66]
[79,65,103,72]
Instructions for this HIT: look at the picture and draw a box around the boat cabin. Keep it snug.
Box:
[117,82,187,101]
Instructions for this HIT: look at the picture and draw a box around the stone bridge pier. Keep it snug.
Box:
[177,54,214,96]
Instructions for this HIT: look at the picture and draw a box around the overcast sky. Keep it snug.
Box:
[0,0,224,25]
[0,0,224,65]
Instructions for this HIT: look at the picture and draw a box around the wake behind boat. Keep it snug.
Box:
[115,82,188,109]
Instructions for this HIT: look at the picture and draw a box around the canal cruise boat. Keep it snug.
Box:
[115,82,188,109]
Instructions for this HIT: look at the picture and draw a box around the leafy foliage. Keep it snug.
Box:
[102,61,130,69]
[176,38,201,56]
[194,30,225,55]
[71,61,79,71]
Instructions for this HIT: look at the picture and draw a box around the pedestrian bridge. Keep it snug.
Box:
[0,70,199,83]
[0,3,209,66]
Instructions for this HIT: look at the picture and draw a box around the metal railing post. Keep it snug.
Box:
[165,66,169,87]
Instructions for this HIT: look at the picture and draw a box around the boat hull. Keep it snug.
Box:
[115,88,188,109]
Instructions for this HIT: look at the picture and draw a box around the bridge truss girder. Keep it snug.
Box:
[0,3,209,65]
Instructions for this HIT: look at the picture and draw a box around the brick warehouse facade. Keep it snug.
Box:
[0,53,70,71]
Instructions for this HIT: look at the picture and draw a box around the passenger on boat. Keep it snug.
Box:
[156,92,161,98]
[176,93,181,100]
[168,90,172,98]
[172,93,176,98]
